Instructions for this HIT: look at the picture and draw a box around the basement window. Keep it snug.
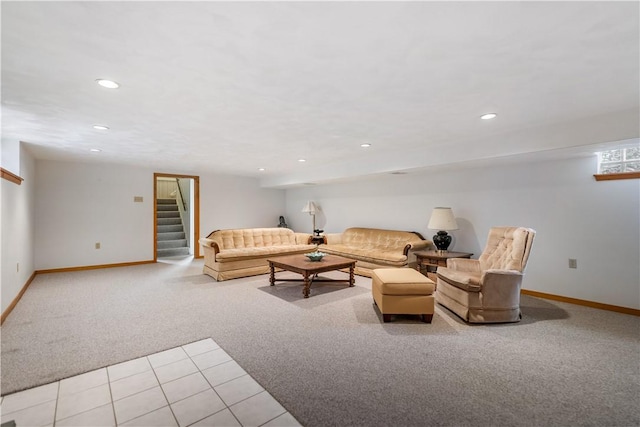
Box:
[594,145,640,181]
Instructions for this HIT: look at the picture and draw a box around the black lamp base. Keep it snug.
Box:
[433,230,452,251]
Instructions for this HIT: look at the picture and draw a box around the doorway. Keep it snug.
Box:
[154,173,200,260]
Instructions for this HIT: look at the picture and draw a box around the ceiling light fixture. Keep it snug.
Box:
[93,125,109,130]
[360,143,372,148]
[480,113,497,120]
[258,168,265,171]
[89,148,102,153]
[96,79,120,89]
[298,159,306,162]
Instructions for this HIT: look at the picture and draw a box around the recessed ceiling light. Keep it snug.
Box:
[298,159,306,162]
[96,79,120,89]
[480,113,497,120]
[93,125,109,130]
[89,148,102,153]
[360,143,372,148]
[258,168,265,171]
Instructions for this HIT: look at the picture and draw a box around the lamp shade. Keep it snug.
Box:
[302,201,317,214]
[427,207,458,231]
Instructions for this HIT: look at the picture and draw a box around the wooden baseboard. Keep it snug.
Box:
[521,289,640,317]
[1,271,37,325]
[36,260,155,274]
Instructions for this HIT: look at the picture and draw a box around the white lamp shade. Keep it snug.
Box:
[302,201,317,214]
[427,207,459,231]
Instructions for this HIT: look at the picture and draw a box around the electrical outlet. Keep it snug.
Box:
[95,242,101,249]
[17,262,19,272]
[569,258,577,269]
[134,196,143,203]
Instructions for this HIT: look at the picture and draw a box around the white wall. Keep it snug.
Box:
[199,172,285,236]
[34,160,286,269]
[285,156,640,310]
[1,146,36,314]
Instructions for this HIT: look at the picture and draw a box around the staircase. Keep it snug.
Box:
[156,198,189,257]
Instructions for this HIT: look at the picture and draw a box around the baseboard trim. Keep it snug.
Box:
[521,289,640,317]
[1,271,37,325]
[36,260,156,274]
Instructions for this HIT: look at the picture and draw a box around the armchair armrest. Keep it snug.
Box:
[479,270,524,308]
[446,258,480,272]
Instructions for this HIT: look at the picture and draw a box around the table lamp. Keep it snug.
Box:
[427,207,459,252]
[302,201,318,234]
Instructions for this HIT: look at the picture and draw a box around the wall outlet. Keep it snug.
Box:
[95,242,101,249]
[569,258,577,269]
[17,262,19,272]
[134,196,143,203]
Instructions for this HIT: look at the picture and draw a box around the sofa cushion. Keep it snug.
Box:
[213,228,300,250]
[215,244,316,262]
[321,244,407,264]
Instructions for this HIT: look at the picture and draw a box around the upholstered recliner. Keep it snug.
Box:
[436,226,536,323]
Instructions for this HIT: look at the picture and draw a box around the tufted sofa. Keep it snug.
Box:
[321,227,432,277]
[199,228,316,281]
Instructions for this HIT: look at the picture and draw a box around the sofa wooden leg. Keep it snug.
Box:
[421,314,433,323]
[383,314,392,323]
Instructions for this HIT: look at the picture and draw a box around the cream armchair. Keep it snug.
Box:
[436,226,536,323]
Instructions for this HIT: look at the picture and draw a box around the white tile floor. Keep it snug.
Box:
[0,339,301,427]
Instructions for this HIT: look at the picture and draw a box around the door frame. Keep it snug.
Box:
[154,172,201,261]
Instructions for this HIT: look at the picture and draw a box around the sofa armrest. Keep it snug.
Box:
[294,233,313,245]
[199,238,220,255]
[324,233,343,244]
[408,240,432,252]
[446,258,480,272]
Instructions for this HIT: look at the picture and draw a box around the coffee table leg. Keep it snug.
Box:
[349,264,355,287]
[269,262,275,286]
[303,272,311,298]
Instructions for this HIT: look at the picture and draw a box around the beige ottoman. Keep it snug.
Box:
[372,268,435,323]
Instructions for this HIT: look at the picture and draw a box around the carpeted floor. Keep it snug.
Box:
[2,258,639,426]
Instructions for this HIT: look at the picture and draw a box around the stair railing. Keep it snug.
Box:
[175,178,187,211]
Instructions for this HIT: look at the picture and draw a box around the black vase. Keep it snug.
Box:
[433,231,452,251]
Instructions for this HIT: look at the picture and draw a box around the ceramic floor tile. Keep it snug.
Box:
[214,375,263,406]
[182,339,220,357]
[55,403,115,426]
[113,386,168,425]
[229,391,286,427]
[59,368,108,396]
[0,399,56,427]
[56,383,111,421]
[201,360,247,387]
[111,369,160,401]
[191,349,233,371]
[161,372,211,404]
[120,406,178,427]
[170,389,226,427]
[108,357,152,382]
[0,382,58,414]
[147,347,189,369]
[153,358,199,384]
[190,408,241,427]
[261,412,302,427]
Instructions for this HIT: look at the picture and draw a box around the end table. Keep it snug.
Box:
[414,250,473,282]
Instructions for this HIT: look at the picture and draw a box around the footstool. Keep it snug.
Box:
[371,268,435,323]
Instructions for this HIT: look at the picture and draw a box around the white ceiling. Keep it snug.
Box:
[2,1,638,188]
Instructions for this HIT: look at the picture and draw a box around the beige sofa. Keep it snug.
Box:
[199,228,316,281]
[321,227,432,277]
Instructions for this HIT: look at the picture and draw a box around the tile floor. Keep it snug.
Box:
[0,339,301,427]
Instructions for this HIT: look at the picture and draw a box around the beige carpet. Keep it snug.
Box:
[2,258,639,426]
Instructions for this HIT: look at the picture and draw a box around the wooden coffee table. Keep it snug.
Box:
[267,254,356,298]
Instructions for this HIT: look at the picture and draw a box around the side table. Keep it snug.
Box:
[310,235,326,245]
[414,250,473,282]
